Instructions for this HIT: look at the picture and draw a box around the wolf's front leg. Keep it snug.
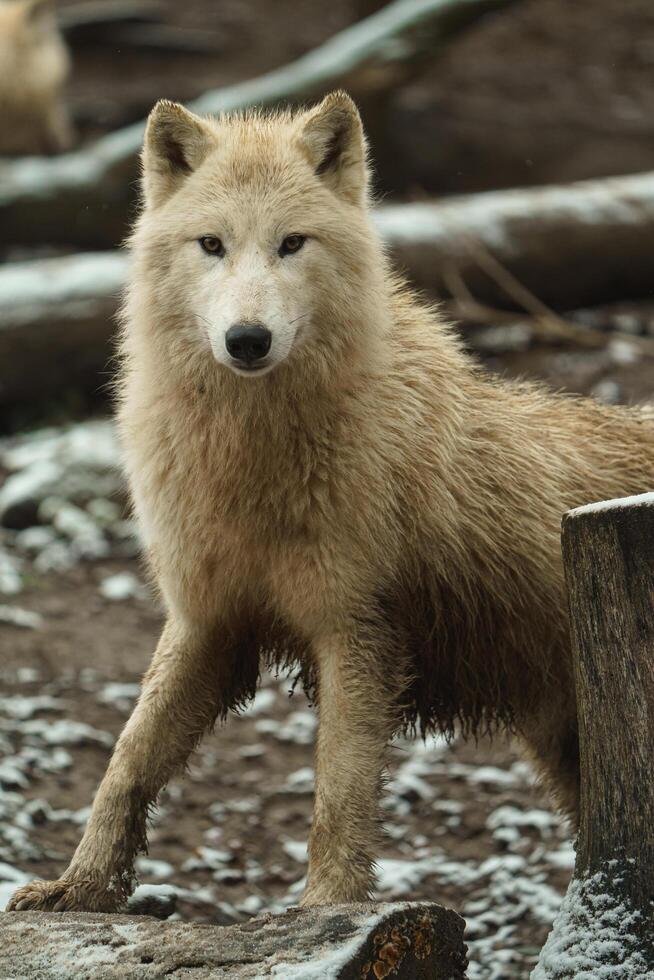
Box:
[301,630,405,905]
[7,618,224,913]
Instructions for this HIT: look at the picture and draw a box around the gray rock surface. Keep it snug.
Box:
[0,901,467,979]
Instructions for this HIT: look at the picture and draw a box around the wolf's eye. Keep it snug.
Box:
[199,236,225,257]
[279,234,306,257]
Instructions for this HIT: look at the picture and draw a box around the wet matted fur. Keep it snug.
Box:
[8,92,654,914]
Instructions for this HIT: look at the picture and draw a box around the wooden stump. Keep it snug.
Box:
[534,492,654,978]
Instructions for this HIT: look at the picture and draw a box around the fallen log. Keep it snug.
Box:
[5,165,654,315]
[4,169,654,420]
[376,170,654,310]
[534,493,654,978]
[0,902,468,979]
[59,0,164,38]
[59,0,225,54]
[5,169,654,421]
[0,0,519,250]
[0,252,127,420]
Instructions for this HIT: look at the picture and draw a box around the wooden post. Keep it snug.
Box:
[534,492,654,978]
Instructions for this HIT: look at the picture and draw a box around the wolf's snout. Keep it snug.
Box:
[225,323,271,364]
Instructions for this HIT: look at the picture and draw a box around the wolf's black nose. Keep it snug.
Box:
[225,323,271,363]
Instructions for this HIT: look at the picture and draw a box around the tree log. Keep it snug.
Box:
[376,171,654,310]
[534,493,654,978]
[0,902,467,979]
[0,0,519,250]
[4,165,654,312]
[0,253,127,423]
[59,0,165,38]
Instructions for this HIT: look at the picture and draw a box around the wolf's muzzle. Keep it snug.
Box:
[225,323,272,365]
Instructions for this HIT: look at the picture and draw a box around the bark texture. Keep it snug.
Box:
[535,494,654,978]
[563,496,654,894]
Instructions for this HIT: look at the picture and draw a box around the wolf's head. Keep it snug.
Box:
[0,0,71,154]
[134,93,387,380]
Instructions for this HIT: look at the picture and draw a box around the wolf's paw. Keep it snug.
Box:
[6,878,120,913]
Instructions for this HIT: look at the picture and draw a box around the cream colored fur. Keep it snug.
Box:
[0,0,72,155]
[8,92,654,913]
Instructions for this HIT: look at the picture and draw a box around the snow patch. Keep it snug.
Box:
[0,605,42,629]
[99,572,146,601]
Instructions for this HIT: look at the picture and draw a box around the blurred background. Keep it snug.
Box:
[0,1,653,977]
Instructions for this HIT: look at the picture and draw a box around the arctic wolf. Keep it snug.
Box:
[8,92,654,913]
[0,0,72,155]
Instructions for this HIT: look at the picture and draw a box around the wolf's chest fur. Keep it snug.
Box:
[130,389,396,635]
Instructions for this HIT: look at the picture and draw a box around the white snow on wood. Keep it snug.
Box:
[28,918,142,974]
[533,870,649,979]
[0,635,570,979]
[568,491,654,518]
[269,907,394,980]
[374,171,654,257]
[0,252,129,326]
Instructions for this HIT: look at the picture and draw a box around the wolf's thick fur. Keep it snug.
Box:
[9,93,654,913]
[0,0,72,155]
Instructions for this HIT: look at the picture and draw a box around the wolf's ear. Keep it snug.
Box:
[142,101,215,209]
[299,92,368,206]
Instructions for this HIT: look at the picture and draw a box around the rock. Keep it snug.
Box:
[0,901,467,979]
[126,883,178,920]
